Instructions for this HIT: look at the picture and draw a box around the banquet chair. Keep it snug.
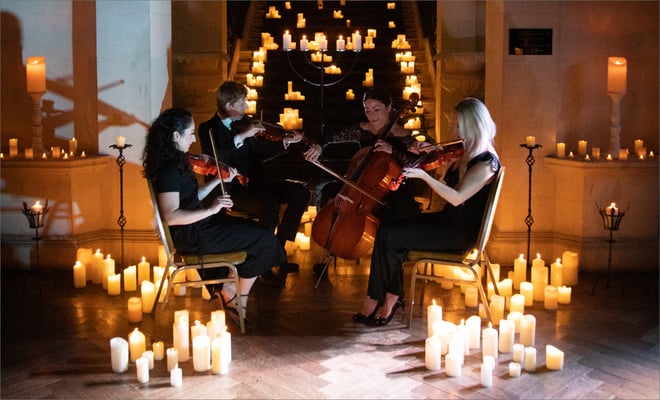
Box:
[147,181,247,333]
[406,167,505,327]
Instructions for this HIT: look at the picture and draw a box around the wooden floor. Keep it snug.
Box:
[1,241,658,399]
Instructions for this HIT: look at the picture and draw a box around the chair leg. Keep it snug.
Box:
[408,263,418,328]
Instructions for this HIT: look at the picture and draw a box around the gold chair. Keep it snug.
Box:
[147,181,247,333]
[406,167,505,327]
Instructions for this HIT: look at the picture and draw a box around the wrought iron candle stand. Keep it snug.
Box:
[520,143,542,270]
[110,143,131,270]
[22,200,50,295]
[591,205,626,297]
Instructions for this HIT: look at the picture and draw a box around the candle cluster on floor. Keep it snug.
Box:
[109,308,232,385]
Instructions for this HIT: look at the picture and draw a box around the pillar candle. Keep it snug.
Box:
[427,299,442,337]
[550,258,563,287]
[513,254,526,290]
[509,362,521,377]
[464,286,478,308]
[110,337,129,373]
[166,347,178,371]
[191,320,207,340]
[525,136,536,147]
[73,261,86,288]
[173,309,190,362]
[136,356,149,383]
[498,278,512,297]
[123,265,137,291]
[488,263,500,283]
[558,285,572,304]
[524,346,537,372]
[466,315,481,350]
[211,337,229,375]
[141,280,156,313]
[170,364,182,387]
[510,294,525,314]
[107,273,121,296]
[512,343,525,363]
[158,245,168,268]
[352,31,362,51]
[544,285,558,310]
[634,139,644,155]
[152,341,164,361]
[545,344,564,370]
[282,30,291,50]
[76,248,92,281]
[142,350,154,369]
[128,328,146,362]
[116,135,126,147]
[577,140,587,157]
[507,311,523,334]
[9,138,18,158]
[24,148,33,159]
[102,255,115,290]
[556,142,566,158]
[445,352,462,377]
[220,326,232,363]
[607,56,627,93]
[498,319,515,354]
[207,310,225,341]
[138,256,150,284]
[192,335,211,372]
[482,322,498,360]
[153,266,165,285]
[531,255,547,302]
[26,56,46,93]
[433,320,456,355]
[68,137,77,156]
[92,249,104,284]
[561,251,579,285]
[520,314,536,347]
[448,332,465,366]
[480,362,493,387]
[489,295,505,325]
[51,146,60,158]
[520,282,534,306]
[127,297,142,323]
[424,336,441,370]
[592,147,601,159]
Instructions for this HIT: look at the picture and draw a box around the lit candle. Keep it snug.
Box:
[512,343,525,363]
[69,137,77,156]
[73,261,86,288]
[464,286,478,308]
[558,285,572,304]
[556,142,566,158]
[91,249,104,284]
[524,346,537,372]
[578,140,588,157]
[110,337,129,373]
[102,255,115,290]
[482,322,498,360]
[520,281,534,306]
[336,35,345,51]
[137,256,150,284]
[51,146,60,159]
[192,334,211,372]
[433,320,456,355]
[142,350,154,369]
[173,309,190,362]
[520,314,536,347]
[427,299,442,337]
[606,153,613,161]
[107,273,121,296]
[115,135,126,148]
[634,139,644,155]
[128,327,146,362]
[607,56,627,94]
[282,30,291,50]
[207,310,225,341]
[544,285,558,310]
[152,341,164,361]
[619,148,629,160]
[211,337,229,375]
[507,311,523,334]
[526,136,536,147]
[489,295,505,325]
[300,35,308,51]
[498,278,512,297]
[510,294,525,314]
[220,325,232,364]
[531,254,547,302]
[299,234,310,250]
[9,138,18,158]
[424,335,441,370]
[136,356,149,383]
[123,265,137,291]
[352,31,362,51]
[76,248,92,282]
[561,251,579,285]
[190,320,207,340]
[509,362,521,377]
[141,280,156,313]
[24,148,33,159]
[170,364,182,387]
[26,56,46,93]
[550,258,563,287]
[513,254,526,290]
[498,318,515,354]
[592,147,601,159]
[166,347,178,371]
[445,352,462,377]
[480,362,493,387]
[466,315,481,350]
[545,344,564,370]
[127,297,142,323]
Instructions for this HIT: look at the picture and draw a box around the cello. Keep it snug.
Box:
[311,93,420,261]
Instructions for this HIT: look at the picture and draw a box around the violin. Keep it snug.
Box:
[389,139,464,191]
[188,154,249,186]
[235,116,312,145]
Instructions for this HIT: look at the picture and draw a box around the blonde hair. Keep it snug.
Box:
[454,97,496,174]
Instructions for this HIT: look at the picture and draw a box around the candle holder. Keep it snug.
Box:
[110,143,132,270]
[591,205,626,297]
[519,143,542,270]
[28,92,46,154]
[22,200,50,295]
[608,92,625,157]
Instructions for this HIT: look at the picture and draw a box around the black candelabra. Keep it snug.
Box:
[592,204,626,297]
[110,143,131,270]
[22,200,50,295]
[520,142,542,269]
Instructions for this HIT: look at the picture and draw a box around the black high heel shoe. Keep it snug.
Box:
[369,298,405,327]
[353,300,382,323]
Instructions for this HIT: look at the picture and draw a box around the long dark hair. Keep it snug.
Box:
[142,108,194,182]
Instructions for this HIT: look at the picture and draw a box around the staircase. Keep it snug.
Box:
[231,1,436,145]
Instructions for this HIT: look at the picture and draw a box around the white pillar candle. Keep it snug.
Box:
[561,251,579,285]
[76,248,92,281]
[489,295,505,325]
[433,320,457,355]
[211,337,229,375]
[524,346,537,372]
[207,310,226,340]
[545,344,564,370]
[116,135,126,148]
[482,322,498,360]
[480,362,493,387]
[9,138,18,158]
[550,258,563,287]
[520,281,534,306]
[531,255,547,302]
[142,350,154,369]
[102,255,115,290]
[508,362,521,377]
[607,56,627,93]
[282,30,291,50]
[190,320,207,340]
[577,140,588,157]
[128,328,146,362]
[558,285,572,304]
[220,326,232,363]
[153,266,165,285]
[445,352,462,376]
[466,315,481,350]
[498,278,512,297]
[424,336,442,370]
[107,273,121,296]
[464,286,478,307]
[173,309,190,362]
[138,256,150,284]
[512,343,525,363]
[73,261,86,288]
[136,356,149,383]
[152,341,164,361]
[91,249,104,284]
[427,299,442,337]
[170,364,182,387]
[123,265,137,291]
[544,285,558,310]
[127,297,143,323]
[498,319,515,354]
[520,314,536,347]
[457,319,470,355]
[192,335,211,372]
[525,136,536,147]
[110,337,129,373]
[507,311,523,334]
[556,142,566,158]
[141,280,156,313]
[513,254,526,290]
[166,347,178,371]
[510,294,525,314]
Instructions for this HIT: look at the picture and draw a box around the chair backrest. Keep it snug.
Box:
[146,180,176,268]
[473,167,505,256]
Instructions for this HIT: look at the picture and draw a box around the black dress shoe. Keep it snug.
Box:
[259,269,284,287]
[370,298,405,327]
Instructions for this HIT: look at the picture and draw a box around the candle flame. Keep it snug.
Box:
[556,258,561,263]
[142,256,146,262]
[610,202,616,207]
[432,298,436,306]
[536,253,541,259]
[518,254,525,260]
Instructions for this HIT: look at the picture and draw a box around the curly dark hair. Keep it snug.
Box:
[142,108,194,182]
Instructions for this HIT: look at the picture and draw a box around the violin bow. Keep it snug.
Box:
[208,128,227,196]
